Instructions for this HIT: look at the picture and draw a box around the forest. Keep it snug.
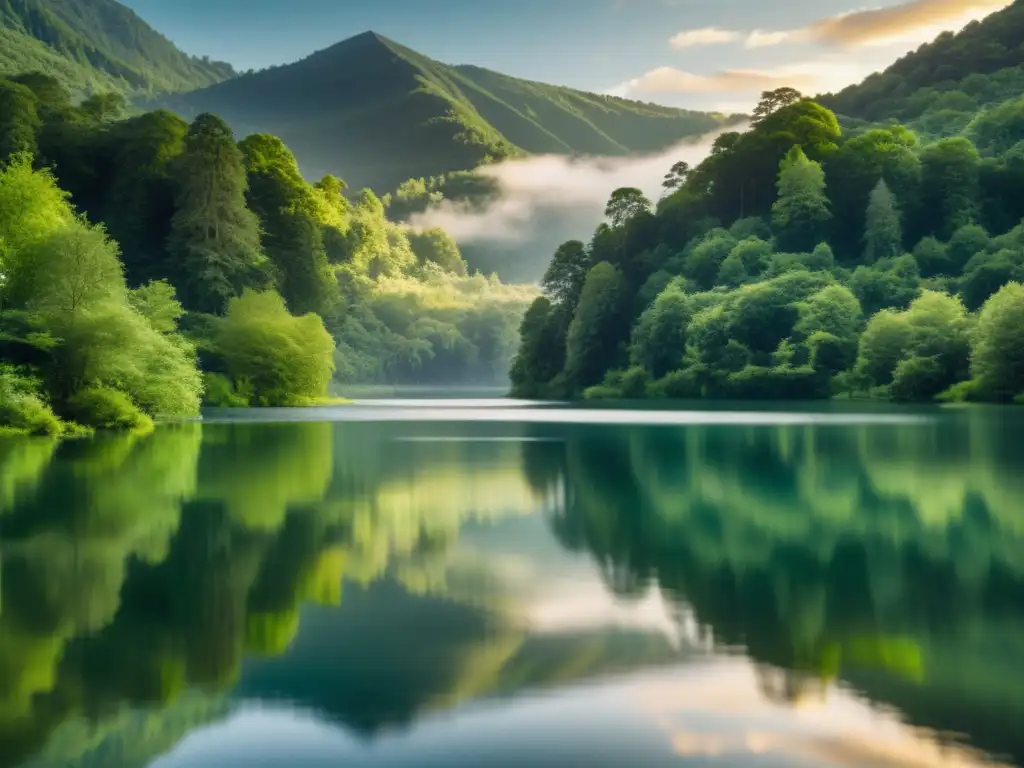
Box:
[510,84,1024,404]
[0,71,533,435]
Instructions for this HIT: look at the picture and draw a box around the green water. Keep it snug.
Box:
[2,401,1023,767]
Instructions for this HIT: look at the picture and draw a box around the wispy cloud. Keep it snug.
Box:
[669,27,741,49]
[665,0,1010,52]
[614,58,875,97]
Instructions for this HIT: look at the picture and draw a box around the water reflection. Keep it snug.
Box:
[0,406,1022,767]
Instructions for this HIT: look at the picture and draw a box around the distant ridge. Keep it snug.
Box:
[161,30,740,190]
[0,0,235,96]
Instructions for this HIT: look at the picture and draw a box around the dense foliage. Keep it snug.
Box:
[0,0,235,97]
[159,31,739,191]
[512,88,1024,404]
[0,71,533,431]
[821,0,1024,139]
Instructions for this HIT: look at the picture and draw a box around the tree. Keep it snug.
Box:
[7,222,125,315]
[662,161,691,191]
[912,236,951,278]
[864,179,902,262]
[970,282,1024,401]
[80,92,127,122]
[795,284,863,341]
[823,126,920,259]
[605,188,651,228]
[772,146,832,252]
[217,289,336,406]
[128,280,185,334]
[542,240,590,309]
[166,114,266,313]
[919,137,981,238]
[946,223,990,273]
[630,285,715,378]
[855,310,913,387]
[565,262,626,389]
[0,80,41,162]
[510,297,567,395]
[240,134,337,315]
[407,228,466,275]
[752,87,804,123]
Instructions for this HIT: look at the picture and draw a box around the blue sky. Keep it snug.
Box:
[121,0,1010,111]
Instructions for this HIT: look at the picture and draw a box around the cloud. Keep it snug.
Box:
[669,27,741,49]
[745,0,1010,49]
[617,58,875,96]
[407,123,744,251]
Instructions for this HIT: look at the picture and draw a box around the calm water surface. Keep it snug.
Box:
[2,400,1023,767]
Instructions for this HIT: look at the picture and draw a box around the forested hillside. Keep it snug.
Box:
[820,0,1024,138]
[511,85,1024,405]
[161,31,737,191]
[0,0,235,97]
[0,71,533,436]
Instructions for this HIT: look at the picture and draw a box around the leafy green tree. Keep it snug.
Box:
[772,146,832,252]
[565,262,626,389]
[683,230,737,290]
[824,126,920,259]
[542,240,590,309]
[128,280,185,334]
[919,138,981,238]
[6,223,125,314]
[848,257,921,316]
[217,289,336,406]
[854,309,912,388]
[605,188,651,228]
[80,92,127,122]
[864,179,902,262]
[912,236,951,277]
[970,282,1024,401]
[407,228,467,275]
[95,110,190,286]
[795,284,863,341]
[946,223,990,273]
[630,285,714,378]
[960,250,1024,310]
[0,80,41,161]
[662,161,691,191]
[239,134,337,315]
[510,297,566,395]
[166,114,266,313]
[752,87,804,124]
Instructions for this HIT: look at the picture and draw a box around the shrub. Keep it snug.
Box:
[65,387,153,431]
[0,367,61,435]
[202,372,251,408]
[648,368,704,399]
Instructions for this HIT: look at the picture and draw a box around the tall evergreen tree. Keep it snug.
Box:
[771,146,832,252]
[864,179,903,263]
[240,134,336,315]
[166,114,265,313]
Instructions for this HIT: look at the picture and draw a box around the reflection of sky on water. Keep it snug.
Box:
[152,660,1006,768]
[204,401,932,427]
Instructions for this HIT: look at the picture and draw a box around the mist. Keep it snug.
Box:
[408,123,749,284]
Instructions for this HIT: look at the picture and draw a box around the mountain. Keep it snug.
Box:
[160,31,738,191]
[0,0,235,97]
[820,0,1024,127]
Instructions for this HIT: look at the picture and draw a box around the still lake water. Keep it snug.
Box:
[2,399,1023,767]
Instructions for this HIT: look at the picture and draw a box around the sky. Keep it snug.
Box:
[120,0,1012,112]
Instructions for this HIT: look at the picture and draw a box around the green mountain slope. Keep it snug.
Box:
[820,0,1024,128]
[161,31,737,191]
[0,0,235,97]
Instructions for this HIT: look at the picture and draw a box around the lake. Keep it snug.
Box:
[1,400,1023,767]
